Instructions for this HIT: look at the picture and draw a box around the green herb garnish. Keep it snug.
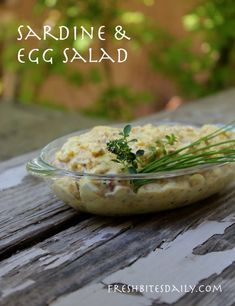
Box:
[107,122,235,192]
[165,133,177,145]
[106,124,144,174]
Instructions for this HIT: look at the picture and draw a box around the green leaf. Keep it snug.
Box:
[111,159,120,163]
[129,139,138,142]
[165,134,177,145]
[128,166,137,174]
[136,149,145,156]
[129,152,136,161]
[123,125,132,137]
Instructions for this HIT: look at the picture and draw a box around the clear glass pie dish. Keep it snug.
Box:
[26,122,235,216]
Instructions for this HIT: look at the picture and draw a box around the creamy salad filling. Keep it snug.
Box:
[51,124,235,215]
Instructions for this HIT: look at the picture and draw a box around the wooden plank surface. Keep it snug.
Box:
[0,102,108,160]
[0,89,234,306]
[0,157,80,259]
[1,184,235,306]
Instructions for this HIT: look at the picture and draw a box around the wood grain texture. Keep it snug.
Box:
[0,102,109,160]
[137,88,235,125]
[166,262,235,306]
[0,159,80,259]
[0,185,235,306]
[0,89,234,306]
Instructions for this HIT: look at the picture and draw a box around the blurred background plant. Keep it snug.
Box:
[0,0,234,120]
[150,0,235,98]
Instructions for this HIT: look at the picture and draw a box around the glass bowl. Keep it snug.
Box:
[27,123,235,216]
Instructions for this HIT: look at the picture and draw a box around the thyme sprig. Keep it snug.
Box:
[106,124,144,174]
[106,122,235,192]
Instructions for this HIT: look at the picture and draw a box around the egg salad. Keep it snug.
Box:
[51,124,235,216]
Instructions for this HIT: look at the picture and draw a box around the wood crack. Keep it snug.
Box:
[0,212,86,261]
[193,223,235,255]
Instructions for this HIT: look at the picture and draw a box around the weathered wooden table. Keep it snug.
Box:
[0,89,235,306]
[0,102,108,160]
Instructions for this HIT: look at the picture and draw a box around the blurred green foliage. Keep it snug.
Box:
[0,0,234,119]
[150,0,235,98]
